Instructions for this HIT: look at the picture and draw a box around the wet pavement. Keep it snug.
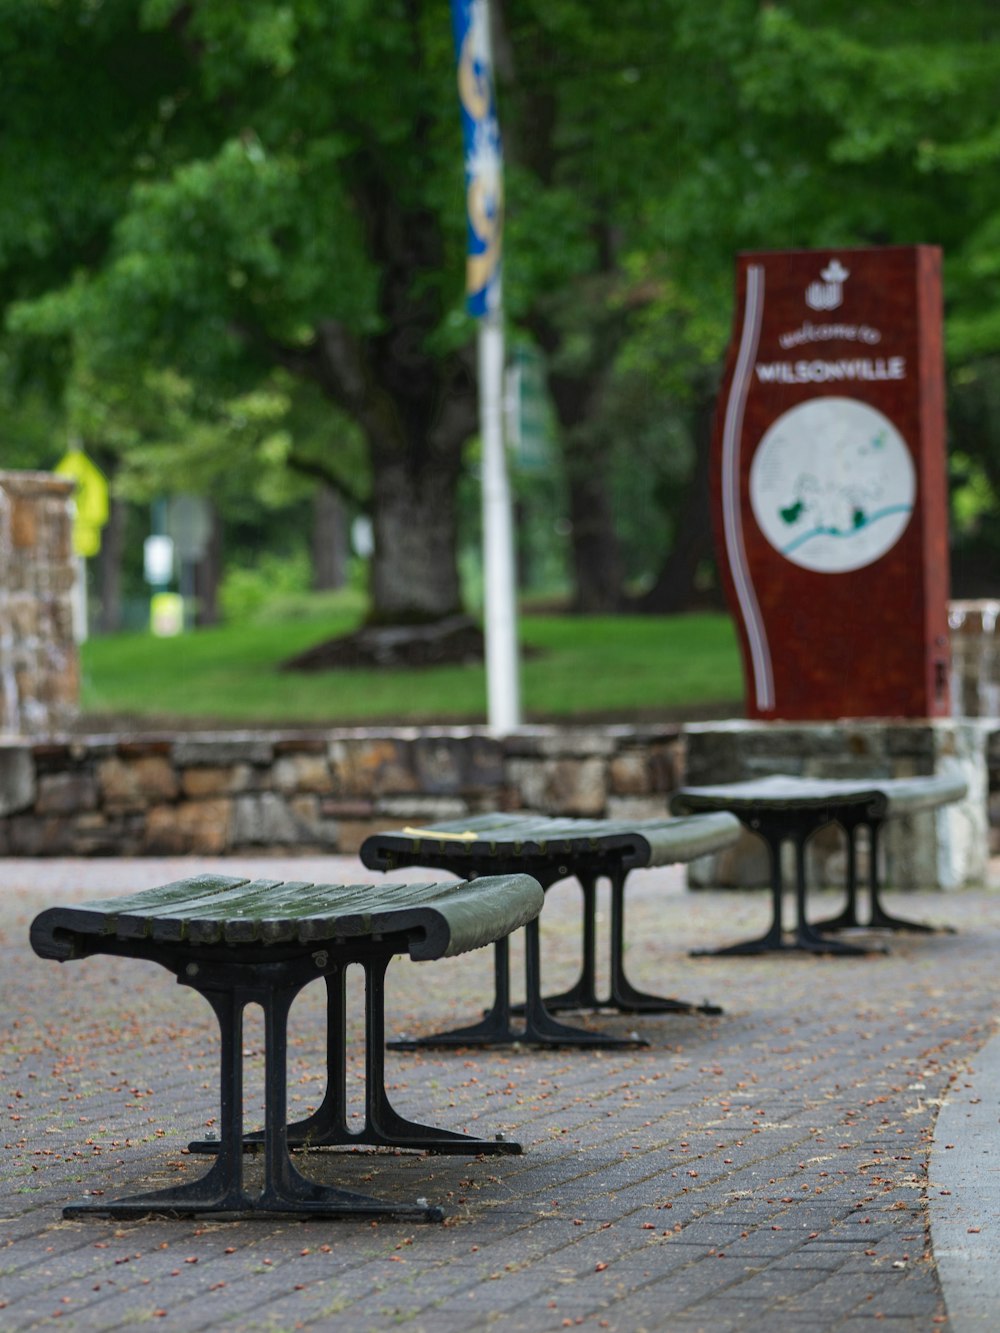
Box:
[2,854,999,1331]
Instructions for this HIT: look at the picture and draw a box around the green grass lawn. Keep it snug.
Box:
[79,604,744,726]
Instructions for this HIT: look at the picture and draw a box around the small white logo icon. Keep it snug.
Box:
[806,258,850,312]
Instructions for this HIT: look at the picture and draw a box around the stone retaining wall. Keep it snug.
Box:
[3,721,999,883]
[950,600,1000,718]
[684,718,991,891]
[0,725,684,857]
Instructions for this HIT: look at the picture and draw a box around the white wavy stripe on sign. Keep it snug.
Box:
[721,264,774,711]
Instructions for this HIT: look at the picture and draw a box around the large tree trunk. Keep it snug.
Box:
[632,391,718,614]
[278,354,480,669]
[561,431,625,612]
[544,335,626,613]
[269,71,479,632]
[311,483,348,591]
[368,436,464,622]
[303,200,479,621]
[274,318,475,626]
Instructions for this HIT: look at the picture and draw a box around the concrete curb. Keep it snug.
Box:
[930,1027,1000,1329]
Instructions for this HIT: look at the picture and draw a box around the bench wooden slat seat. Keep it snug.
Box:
[30,871,544,1223]
[670,774,968,956]
[360,811,742,1050]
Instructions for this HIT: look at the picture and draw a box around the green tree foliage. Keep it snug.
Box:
[4,0,1000,619]
[6,0,474,623]
[493,0,1000,604]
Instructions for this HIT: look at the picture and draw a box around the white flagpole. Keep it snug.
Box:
[452,0,520,733]
[478,302,520,732]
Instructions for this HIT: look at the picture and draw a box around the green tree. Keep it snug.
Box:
[5,0,1000,627]
[497,0,1000,607]
[7,0,475,626]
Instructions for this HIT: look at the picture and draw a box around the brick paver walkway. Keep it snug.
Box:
[2,856,998,1331]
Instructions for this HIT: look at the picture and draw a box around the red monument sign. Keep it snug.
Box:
[711,245,951,721]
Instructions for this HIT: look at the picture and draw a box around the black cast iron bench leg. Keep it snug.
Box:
[362,955,523,1146]
[390,933,524,1047]
[535,871,603,1012]
[790,831,880,956]
[192,957,518,1158]
[809,812,866,932]
[607,866,723,1014]
[71,957,442,1221]
[690,821,787,956]
[192,961,354,1156]
[533,870,720,1016]
[521,915,644,1047]
[864,820,945,931]
[691,816,882,958]
[392,919,644,1051]
[811,818,954,935]
[69,976,253,1217]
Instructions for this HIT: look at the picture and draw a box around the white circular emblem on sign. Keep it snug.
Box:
[749,397,915,574]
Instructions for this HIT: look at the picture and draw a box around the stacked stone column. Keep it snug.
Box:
[0,471,79,736]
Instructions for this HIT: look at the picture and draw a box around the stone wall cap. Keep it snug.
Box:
[0,470,75,498]
[502,732,617,758]
[685,717,984,735]
[27,720,998,755]
[18,732,122,753]
[501,724,680,758]
[949,599,1000,632]
[47,723,688,747]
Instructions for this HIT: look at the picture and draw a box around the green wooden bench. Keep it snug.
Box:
[361,811,741,1049]
[671,773,968,955]
[30,871,543,1222]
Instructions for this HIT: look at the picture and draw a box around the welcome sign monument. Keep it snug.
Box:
[711,245,951,721]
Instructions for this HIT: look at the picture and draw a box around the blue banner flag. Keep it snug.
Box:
[451,0,503,317]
